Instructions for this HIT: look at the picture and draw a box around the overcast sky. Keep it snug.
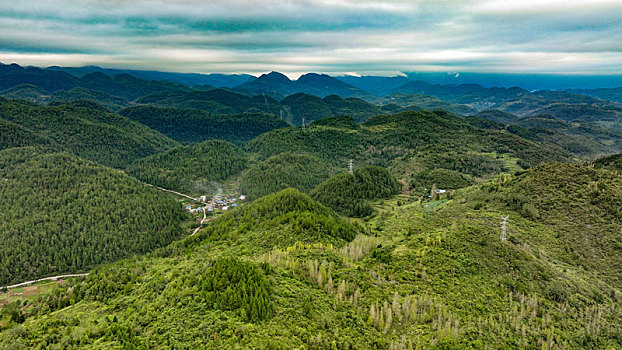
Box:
[1,0,621,77]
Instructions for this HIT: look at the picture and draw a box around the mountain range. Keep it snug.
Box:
[1,60,622,348]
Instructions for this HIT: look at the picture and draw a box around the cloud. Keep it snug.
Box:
[0,0,620,75]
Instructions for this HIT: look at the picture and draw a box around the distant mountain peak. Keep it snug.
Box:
[297,73,345,84]
[257,71,291,84]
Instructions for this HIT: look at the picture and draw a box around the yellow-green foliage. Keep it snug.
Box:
[1,163,621,349]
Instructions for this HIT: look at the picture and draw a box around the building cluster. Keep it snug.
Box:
[186,194,246,214]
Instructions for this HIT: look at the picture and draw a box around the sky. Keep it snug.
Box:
[0,0,621,77]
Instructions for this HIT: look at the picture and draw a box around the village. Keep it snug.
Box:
[185,193,246,215]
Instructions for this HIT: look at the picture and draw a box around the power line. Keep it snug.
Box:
[501,215,509,242]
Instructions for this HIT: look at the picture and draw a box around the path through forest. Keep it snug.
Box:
[191,208,213,236]
[145,184,202,202]
[2,273,89,291]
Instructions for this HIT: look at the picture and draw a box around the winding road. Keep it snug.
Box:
[145,184,202,202]
[191,207,215,236]
[1,273,89,291]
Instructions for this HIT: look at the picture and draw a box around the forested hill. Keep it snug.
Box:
[592,152,622,171]
[461,163,622,287]
[280,93,383,125]
[0,99,179,168]
[119,106,288,145]
[0,147,187,286]
[136,89,283,115]
[246,110,573,176]
[126,140,248,195]
[310,166,401,217]
[474,110,622,156]
[4,163,622,348]
[0,117,54,151]
[0,63,191,100]
[240,152,334,200]
[235,71,368,98]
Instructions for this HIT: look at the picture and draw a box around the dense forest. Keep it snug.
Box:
[3,163,621,349]
[0,64,192,101]
[475,110,622,156]
[280,93,385,125]
[1,63,622,349]
[0,147,187,285]
[240,152,333,200]
[126,140,248,195]
[0,85,128,111]
[0,99,178,168]
[310,166,401,217]
[247,110,572,175]
[0,116,54,151]
[120,106,288,145]
[136,89,283,116]
[310,115,359,129]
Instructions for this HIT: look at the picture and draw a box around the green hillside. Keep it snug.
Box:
[375,93,477,115]
[0,85,128,111]
[0,118,54,151]
[240,152,333,200]
[126,140,248,195]
[410,168,474,192]
[3,164,621,348]
[120,106,288,145]
[248,110,573,180]
[592,152,622,171]
[137,89,282,115]
[310,166,401,217]
[246,125,366,165]
[50,88,128,111]
[322,95,383,122]
[310,115,359,129]
[0,147,187,286]
[0,84,48,101]
[476,110,622,157]
[0,99,179,168]
[280,93,334,125]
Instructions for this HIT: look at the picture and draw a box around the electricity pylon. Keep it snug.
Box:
[501,215,509,242]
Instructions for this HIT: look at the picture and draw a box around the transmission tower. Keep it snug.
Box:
[302,117,306,130]
[348,159,353,175]
[500,215,509,242]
